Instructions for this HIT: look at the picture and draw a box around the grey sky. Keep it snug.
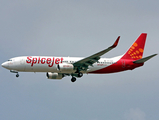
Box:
[0,0,159,120]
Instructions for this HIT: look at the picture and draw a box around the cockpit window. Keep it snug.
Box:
[8,59,12,61]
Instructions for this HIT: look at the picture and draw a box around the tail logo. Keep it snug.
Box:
[127,42,144,59]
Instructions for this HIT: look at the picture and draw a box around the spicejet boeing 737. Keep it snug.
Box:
[1,33,157,82]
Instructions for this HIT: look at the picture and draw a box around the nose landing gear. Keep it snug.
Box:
[10,70,19,78]
[16,73,19,77]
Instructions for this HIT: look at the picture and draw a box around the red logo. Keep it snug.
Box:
[26,56,63,67]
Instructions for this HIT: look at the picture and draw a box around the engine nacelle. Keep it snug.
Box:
[57,63,74,72]
[46,72,63,79]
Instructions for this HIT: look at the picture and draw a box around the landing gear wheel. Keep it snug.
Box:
[71,77,76,82]
[78,72,83,77]
[16,73,19,77]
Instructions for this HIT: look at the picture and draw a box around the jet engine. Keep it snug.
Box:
[57,63,74,72]
[46,72,63,79]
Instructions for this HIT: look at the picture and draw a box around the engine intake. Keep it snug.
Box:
[46,72,63,79]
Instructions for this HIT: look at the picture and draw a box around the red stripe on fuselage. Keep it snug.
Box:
[89,59,144,74]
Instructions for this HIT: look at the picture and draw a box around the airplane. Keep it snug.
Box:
[1,33,157,82]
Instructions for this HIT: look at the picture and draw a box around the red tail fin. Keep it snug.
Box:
[121,33,147,60]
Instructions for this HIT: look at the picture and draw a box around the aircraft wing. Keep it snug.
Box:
[73,36,120,71]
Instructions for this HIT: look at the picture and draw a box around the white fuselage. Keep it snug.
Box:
[2,56,122,74]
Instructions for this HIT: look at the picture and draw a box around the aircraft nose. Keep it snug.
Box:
[1,62,8,68]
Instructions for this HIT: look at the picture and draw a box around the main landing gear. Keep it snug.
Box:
[78,72,83,77]
[71,77,76,82]
[71,72,83,82]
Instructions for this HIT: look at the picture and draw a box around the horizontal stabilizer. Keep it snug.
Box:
[133,54,157,63]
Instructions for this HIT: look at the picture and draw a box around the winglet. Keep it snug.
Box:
[112,36,120,47]
[133,54,158,63]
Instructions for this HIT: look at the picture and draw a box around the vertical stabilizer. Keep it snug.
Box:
[121,33,147,60]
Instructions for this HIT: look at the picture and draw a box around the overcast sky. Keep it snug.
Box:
[0,0,159,120]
